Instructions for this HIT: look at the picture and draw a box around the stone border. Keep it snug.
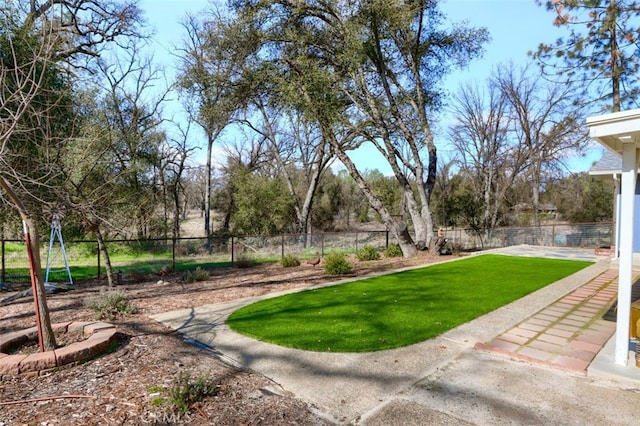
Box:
[0,321,117,376]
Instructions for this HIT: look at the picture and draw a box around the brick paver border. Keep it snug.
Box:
[0,321,117,377]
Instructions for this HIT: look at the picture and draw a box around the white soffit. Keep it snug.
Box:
[587,109,640,152]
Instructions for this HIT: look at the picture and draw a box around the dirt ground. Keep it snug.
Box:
[0,251,446,425]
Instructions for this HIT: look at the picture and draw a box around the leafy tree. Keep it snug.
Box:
[450,191,486,241]
[545,173,614,222]
[229,0,489,256]
[177,7,253,237]
[533,0,640,112]
[311,171,346,231]
[239,101,333,237]
[213,135,270,233]
[366,170,403,222]
[229,167,295,235]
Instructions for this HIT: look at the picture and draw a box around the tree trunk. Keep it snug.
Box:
[403,187,427,243]
[94,226,114,288]
[204,133,213,238]
[610,0,620,113]
[328,137,417,257]
[0,176,56,350]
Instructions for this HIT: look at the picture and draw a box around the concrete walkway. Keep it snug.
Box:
[152,246,640,425]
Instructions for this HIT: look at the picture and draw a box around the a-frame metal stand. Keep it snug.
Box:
[44,213,73,286]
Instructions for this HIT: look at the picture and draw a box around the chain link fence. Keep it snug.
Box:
[0,222,613,287]
[444,222,613,251]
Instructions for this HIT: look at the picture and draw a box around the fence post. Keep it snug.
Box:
[231,236,235,265]
[171,237,176,271]
[385,230,389,248]
[281,234,285,259]
[321,234,325,256]
[1,238,4,284]
[355,232,359,252]
[97,242,101,280]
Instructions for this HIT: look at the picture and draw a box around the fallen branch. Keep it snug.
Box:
[0,394,96,406]
[192,403,208,419]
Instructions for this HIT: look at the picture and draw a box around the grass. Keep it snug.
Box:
[2,258,236,284]
[226,254,592,352]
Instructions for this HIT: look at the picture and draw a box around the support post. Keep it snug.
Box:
[615,143,638,365]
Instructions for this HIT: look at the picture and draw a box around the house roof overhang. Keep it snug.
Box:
[587,109,640,152]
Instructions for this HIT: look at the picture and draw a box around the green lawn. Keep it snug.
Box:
[226,254,592,352]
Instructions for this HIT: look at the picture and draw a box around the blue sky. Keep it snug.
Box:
[139,0,604,174]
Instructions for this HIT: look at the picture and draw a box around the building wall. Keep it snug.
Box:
[635,180,640,253]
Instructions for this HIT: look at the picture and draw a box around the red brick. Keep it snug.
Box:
[528,318,552,327]
[55,341,93,366]
[517,346,553,361]
[67,321,94,334]
[546,328,574,339]
[84,322,115,336]
[552,356,589,372]
[0,354,27,375]
[519,322,546,332]
[570,340,601,354]
[499,333,529,345]
[529,340,562,353]
[512,327,538,338]
[19,350,56,373]
[559,347,596,361]
[538,333,569,345]
[487,338,520,353]
[0,331,28,353]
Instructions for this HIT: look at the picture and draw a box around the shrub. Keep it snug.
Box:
[150,374,219,417]
[183,267,209,283]
[234,254,255,269]
[383,244,403,258]
[281,254,301,267]
[323,251,353,275]
[85,291,138,320]
[355,244,380,261]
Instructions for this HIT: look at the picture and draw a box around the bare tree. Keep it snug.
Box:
[0,18,62,349]
[164,124,198,240]
[96,42,170,239]
[449,80,525,245]
[1,0,144,305]
[450,63,589,242]
[494,63,589,226]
